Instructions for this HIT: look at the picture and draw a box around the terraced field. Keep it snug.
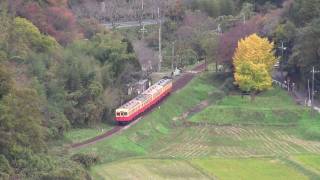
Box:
[72,73,320,179]
[151,125,320,159]
[191,157,309,180]
[92,157,314,180]
[91,159,211,180]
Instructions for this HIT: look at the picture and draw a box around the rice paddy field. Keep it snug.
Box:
[69,73,320,180]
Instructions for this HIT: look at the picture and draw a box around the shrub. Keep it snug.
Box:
[0,155,12,179]
[71,153,100,169]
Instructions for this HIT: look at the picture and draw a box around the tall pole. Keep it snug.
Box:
[158,7,162,72]
[217,24,222,34]
[140,24,147,39]
[281,41,284,80]
[172,42,175,71]
[243,13,246,24]
[204,56,208,71]
[312,66,315,115]
[139,0,144,28]
[311,66,320,116]
[308,79,311,106]
[279,41,286,81]
[142,0,144,10]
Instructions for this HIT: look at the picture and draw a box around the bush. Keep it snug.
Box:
[71,153,100,169]
[0,64,13,99]
[0,155,12,179]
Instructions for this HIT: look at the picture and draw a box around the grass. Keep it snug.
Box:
[74,73,217,162]
[293,155,320,173]
[91,158,210,180]
[191,157,308,180]
[64,123,113,143]
[91,157,311,180]
[69,72,320,179]
[189,87,305,125]
[189,87,320,139]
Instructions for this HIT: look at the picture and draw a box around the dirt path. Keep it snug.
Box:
[70,63,206,149]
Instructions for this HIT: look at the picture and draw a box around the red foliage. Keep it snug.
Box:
[11,0,80,45]
[20,2,49,32]
[217,16,264,66]
[47,7,76,31]
[169,0,184,21]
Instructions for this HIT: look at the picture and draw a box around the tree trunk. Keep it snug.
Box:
[250,91,256,101]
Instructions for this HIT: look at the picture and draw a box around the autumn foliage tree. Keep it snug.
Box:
[13,0,79,45]
[218,16,264,67]
[233,34,277,100]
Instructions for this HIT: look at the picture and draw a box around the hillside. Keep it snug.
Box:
[1,0,320,179]
[74,72,320,179]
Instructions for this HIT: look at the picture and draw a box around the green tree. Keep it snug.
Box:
[9,17,58,60]
[288,0,320,27]
[201,32,219,70]
[274,21,296,44]
[0,2,11,57]
[219,0,235,15]
[0,155,12,179]
[0,88,47,155]
[0,64,12,99]
[289,18,320,80]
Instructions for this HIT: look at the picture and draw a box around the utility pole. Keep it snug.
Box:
[278,41,287,81]
[243,13,246,24]
[205,56,208,71]
[141,0,144,26]
[217,24,222,35]
[308,79,311,106]
[142,0,144,10]
[140,24,147,39]
[158,7,162,72]
[311,66,320,116]
[171,42,175,71]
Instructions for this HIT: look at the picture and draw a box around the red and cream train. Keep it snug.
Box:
[115,77,173,123]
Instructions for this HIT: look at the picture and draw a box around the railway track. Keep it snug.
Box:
[71,63,206,149]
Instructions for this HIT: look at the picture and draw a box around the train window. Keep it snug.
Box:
[124,112,128,116]
[117,112,120,116]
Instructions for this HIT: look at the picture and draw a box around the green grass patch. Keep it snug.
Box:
[189,87,320,129]
[298,114,320,140]
[191,157,309,180]
[74,73,217,162]
[69,73,320,180]
[91,158,210,180]
[189,105,303,125]
[219,88,297,108]
[91,157,313,180]
[293,155,320,173]
[65,123,113,143]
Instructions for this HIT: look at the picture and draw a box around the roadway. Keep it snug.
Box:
[103,19,163,29]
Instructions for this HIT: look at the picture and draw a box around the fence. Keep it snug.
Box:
[272,79,320,114]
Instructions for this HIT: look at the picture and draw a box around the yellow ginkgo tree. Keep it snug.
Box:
[233,34,277,100]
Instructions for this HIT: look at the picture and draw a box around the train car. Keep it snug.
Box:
[115,77,173,123]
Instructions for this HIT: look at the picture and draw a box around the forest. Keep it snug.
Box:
[0,0,319,179]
